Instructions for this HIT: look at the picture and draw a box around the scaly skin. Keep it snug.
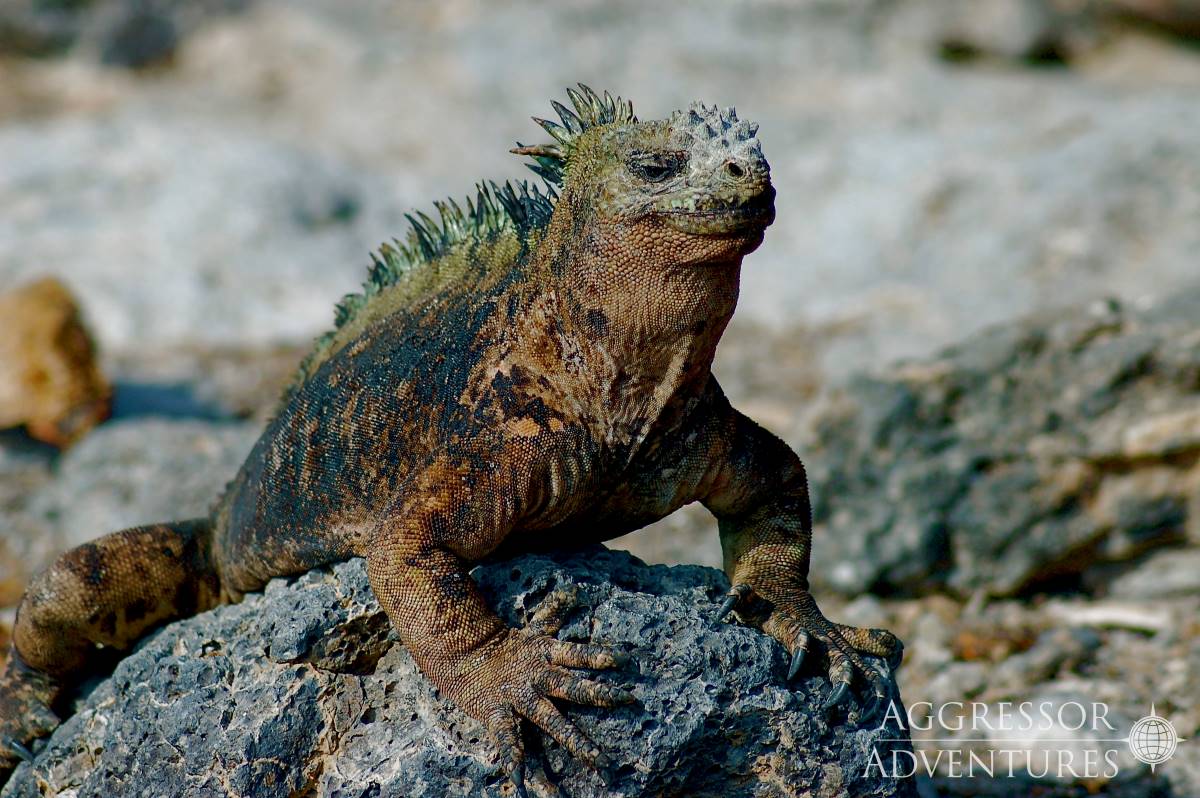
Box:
[0,87,901,792]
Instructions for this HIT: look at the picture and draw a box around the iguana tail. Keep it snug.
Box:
[0,518,221,777]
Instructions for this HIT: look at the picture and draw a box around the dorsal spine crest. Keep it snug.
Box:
[287,85,630,398]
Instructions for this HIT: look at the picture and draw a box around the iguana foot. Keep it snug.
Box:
[449,589,634,797]
[0,652,62,780]
[714,583,902,723]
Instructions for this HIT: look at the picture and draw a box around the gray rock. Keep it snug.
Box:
[108,342,307,421]
[27,417,257,548]
[910,0,1200,65]
[1106,546,1200,599]
[927,0,1080,63]
[805,289,1200,597]
[0,115,394,355]
[2,548,915,798]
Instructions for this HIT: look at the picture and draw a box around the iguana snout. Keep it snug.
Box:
[651,101,774,238]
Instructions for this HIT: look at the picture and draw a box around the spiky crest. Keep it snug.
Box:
[325,179,554,335]
[511,83,636,187]
[669,101,759,145]
[326,84,631,343]
[287,86,629,397]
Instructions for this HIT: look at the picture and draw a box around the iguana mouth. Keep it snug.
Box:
[656,187,776,236]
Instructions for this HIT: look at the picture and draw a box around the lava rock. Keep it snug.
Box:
[805,289,1200,597]
[2,548,915,798]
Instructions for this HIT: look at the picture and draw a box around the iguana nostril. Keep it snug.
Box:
[725,162,744,178]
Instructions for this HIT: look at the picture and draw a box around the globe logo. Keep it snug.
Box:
[1127,706,1181,771]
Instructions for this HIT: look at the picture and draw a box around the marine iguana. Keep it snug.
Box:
[0,86,902,793]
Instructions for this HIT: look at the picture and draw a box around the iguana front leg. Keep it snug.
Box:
[702,404,902,718]
[365,448,632,796]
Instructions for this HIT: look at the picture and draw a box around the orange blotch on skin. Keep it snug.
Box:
[507,417,543,437]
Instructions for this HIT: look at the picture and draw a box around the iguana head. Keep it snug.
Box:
[514,85,775,266]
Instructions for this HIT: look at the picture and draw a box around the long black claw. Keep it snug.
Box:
[822,681,850,711]
[511,762,528,798]
[710,593,739,628]
[787,647,806,680]
[711,584,752,628]
[6,738,34,764]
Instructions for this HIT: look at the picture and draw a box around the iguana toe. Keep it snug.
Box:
[786,632,809,679]
[716,581,902,726]
[445,590,629,791]
[710,584,751,628]
[822,681,849,711]
[861,679,892,724]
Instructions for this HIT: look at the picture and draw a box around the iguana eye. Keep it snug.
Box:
[627,152,684,183]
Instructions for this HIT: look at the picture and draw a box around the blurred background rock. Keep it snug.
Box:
[0,1,1197,795]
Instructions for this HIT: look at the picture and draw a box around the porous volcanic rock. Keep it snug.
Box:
[2,548,914,798]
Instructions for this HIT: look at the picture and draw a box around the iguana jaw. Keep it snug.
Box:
[653,184,776,237]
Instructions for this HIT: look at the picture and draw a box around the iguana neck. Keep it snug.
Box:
[527,213,741,435]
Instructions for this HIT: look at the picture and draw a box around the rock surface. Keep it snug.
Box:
[838,570,1200,798]
[805,288,1200,598]
[2,549,913,798]
[927,0,1200,64]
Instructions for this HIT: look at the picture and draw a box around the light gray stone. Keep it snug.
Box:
[1106,547,1200,599]
[805,289,1200,597]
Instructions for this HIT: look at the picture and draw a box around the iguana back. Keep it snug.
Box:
[216,214,543,591]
